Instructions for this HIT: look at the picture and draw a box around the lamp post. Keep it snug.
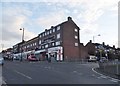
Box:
[93,34,101,60]
[1,44,4,52]
[1,44,4,58]
[93,34,100,43]
[20,28,24,42]
[20,28,24,61]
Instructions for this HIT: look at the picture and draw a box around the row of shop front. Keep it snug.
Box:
[13,46,63,62]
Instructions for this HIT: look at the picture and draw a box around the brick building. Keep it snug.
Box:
[13,17,88,61]
[13,41,25,54]
[85,40,119,60]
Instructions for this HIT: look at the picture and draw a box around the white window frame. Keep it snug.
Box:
[42,46,44,49]
[39,46,41,49]
[57,26,60,31]
[45,32,46,36]
[50,30,52,34]
[57,33,60,39]
[35,43,36,46]
[56,41,60,46]
[47,31,49,35]
[75,35,78,39]
[75,43,78,46]
[45,44,48,48]
[52,42,55,46]
[39,35,41,38]
[75,28,78,32]
[53,28,55,32]
[39,40,41,44]
[42,33,44,37]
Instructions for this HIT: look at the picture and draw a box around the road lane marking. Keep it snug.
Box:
[73,71,77,73]
[44,66,51,69]
[100,75,107,79]
[14,70,32,79]
[110,79,119,82]
[73,71,83,75]
[2,77,7,85]
[96,76,107,79]
[97,76,102,79]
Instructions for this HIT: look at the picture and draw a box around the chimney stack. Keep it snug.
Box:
[51,26,54,28]
[113,45,115,48]
[45,29,47,32]
[89,40,92,43]
[102,42,105,46]
[68,16,72,21]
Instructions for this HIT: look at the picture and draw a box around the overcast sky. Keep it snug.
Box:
[0,0,119,52]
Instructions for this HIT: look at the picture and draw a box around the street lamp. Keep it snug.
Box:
[20,28,24,42]
[1,44,4,58]
[93,34,100,43]
[1,44,4,52]
[20,28,25,61]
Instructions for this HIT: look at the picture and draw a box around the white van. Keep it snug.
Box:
[88,55,97,62]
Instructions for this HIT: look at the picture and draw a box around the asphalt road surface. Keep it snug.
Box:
[2,60,120,85]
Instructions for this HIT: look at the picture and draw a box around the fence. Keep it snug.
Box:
[98,59,120,75]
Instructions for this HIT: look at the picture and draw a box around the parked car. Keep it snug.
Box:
[88,55,97,62]
[28,54,38,61]
[0,57,4,66]
[13,56,20,60]
[99,57,108,62]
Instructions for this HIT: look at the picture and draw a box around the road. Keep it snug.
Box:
[2,60,119,85]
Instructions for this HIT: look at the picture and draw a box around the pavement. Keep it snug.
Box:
[2,60,120,85]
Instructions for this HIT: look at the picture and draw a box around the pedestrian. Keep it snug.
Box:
[48,53,51,63]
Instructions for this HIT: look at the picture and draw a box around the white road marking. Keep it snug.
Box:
[30,62,35,63]
[110,79,119,82]
[97,76,107,79]
[73,71,77,73]
[97,76,102,79]
[14,70,32,79]
[73,71,83,75]
[44,66,51,69]
[2,77,7,85]
[100,75,107,79]
[92,68,120,82]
